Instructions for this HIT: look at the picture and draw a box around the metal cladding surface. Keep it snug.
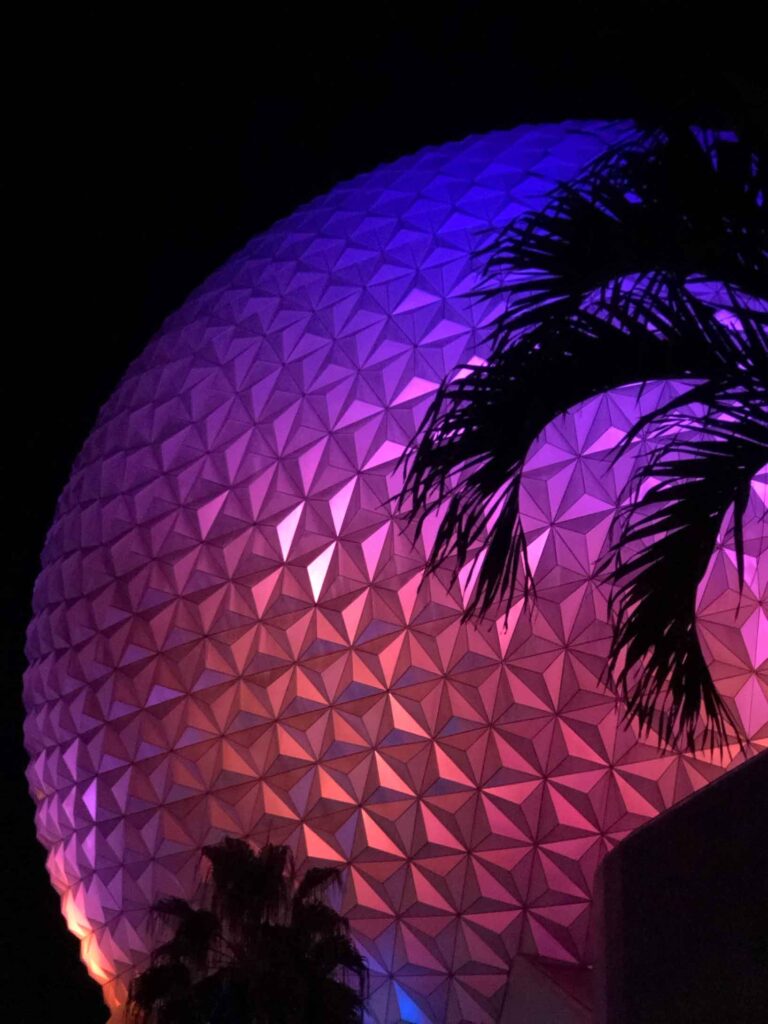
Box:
[24,122,768,1022]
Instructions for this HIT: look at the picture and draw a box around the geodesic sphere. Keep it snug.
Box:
[24,121,768,1023]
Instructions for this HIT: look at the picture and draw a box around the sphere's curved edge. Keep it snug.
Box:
[150,120,637,347]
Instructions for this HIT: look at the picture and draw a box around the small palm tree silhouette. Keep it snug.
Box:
[127,837,367,1024]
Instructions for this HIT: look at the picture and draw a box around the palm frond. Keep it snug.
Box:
[126,962,192,1024]
[294,865,342,905]
[316,977,367,1024]
[151,906,219,970]
[480,126,767,332]
[400,126,767,749]
[399,296,721,618]
[605,394,768,749]
[149,897,198,928]
[203,836,292,931]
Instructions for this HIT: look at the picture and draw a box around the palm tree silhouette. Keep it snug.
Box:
[127,837,367,1024]
[400,124,767,751]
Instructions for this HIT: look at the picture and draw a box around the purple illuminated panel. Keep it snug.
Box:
[24,122,767,1022]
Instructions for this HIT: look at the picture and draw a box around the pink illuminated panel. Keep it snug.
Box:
[24,122,767,1023]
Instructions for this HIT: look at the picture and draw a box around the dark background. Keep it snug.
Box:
[5,5,767,1021]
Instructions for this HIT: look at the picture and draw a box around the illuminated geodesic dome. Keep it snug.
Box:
[24,121,767,1023]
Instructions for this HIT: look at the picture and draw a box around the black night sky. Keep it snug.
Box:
[5,6,767,1021]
